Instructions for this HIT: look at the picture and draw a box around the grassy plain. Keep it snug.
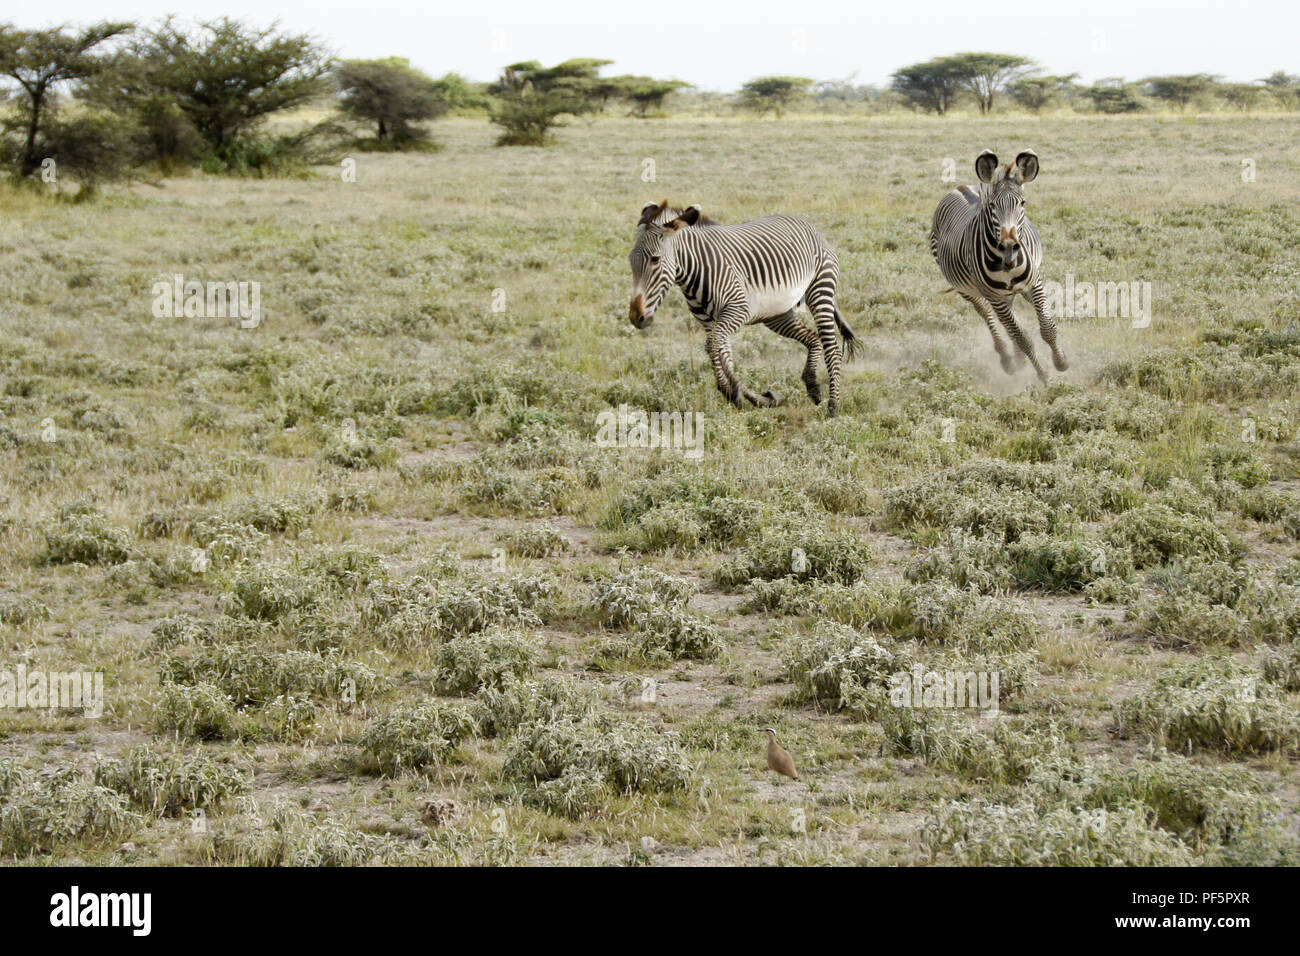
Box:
[2,113,1300,864]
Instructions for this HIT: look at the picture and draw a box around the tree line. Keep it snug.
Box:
[886,53,1299,116]
[2,20,1296,196]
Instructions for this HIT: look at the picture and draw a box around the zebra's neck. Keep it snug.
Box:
[971,200,1030,290]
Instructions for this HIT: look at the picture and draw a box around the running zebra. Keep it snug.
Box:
[930,149,1069,382]
[628,201,857,416]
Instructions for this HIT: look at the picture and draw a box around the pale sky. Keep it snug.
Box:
[16,0,1298,90]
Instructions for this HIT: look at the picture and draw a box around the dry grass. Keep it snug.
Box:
[2,113,1299,865]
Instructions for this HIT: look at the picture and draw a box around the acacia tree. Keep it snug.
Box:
[0,21,133,177]
[1007,74,1078,113]
[618,76,690,117]
[126,18,332,162]
[489,61,597,146]
[1218,82,1263,112]
[740,76,814,117]
[336,57,446,146]
[890,58,965,114]
[1259,71,1299,109]
[1142,74,1218,112]
[948,52,1036,114]
[1085,78,1143,114]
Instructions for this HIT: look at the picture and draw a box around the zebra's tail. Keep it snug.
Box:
[833,305,858,362]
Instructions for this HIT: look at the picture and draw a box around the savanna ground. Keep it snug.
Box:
[3,113,1300,865]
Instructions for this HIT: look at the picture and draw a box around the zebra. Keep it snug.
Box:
[627,201,857,416]
[930,149,1069,382]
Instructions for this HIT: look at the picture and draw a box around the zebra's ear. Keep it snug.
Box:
[669,204,702,230]
[1014,150,1039,183]
[638,201,664,227]
[975,150,999,184]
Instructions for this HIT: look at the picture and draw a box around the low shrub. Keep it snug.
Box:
[357,700,477,774]
[1115,658,1300,755]
[93,745,248,817]
[433,628,539,693]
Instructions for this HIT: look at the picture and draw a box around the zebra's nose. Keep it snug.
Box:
[629,295,650,328]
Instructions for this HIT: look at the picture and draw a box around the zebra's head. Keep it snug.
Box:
[975,150,1039,272]
[628,200,704,329]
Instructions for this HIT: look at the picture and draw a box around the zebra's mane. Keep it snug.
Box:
[640,203,719,229]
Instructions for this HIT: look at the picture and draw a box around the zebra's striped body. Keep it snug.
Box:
[930,150,1068,381]
[628,201,856,415]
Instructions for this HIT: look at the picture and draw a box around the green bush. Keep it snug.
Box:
[881,709,1063,785]
[501,524,571,558]
[1104,504,1232,568]
[885,459,1136,541]
[161,644,377,709]
[596,605,726,664]
[153,682,238,741]
[587,567,695,626]
[41,506,132,565]
[0,762,139,857]
[1262,644,1300,691]
[784,622,910,715]
[474,675,598,737]
[1115,658,1300,755]
[205,802,398,866]
[94,745,248,817]
[229,563,328,620]
[1026,754,1272,847]
[714,526,873,587]
[502,715,691,814]
[433,628,539,693]
[357,700,477,774]
[922,799,1194,866]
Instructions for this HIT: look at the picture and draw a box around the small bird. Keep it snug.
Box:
[420,799,460,829]
[762,727,798,781]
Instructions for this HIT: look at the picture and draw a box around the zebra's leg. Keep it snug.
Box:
[762,310,823,404]
[958,291,1018,375]
[1027,282,1070,371]
[707,310,774,408]
[990,298,1049,383]
[806,291,843,416]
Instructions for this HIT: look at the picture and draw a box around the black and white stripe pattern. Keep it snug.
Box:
[930,150,1068,381]
[628,201,856,415]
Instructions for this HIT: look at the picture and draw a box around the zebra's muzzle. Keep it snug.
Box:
[629,295,653,329]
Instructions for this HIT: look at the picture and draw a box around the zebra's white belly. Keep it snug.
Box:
[747,285,803,320]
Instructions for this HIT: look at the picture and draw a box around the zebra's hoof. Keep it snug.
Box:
[826,403,839,418]
[999,354,1016,375]
[761,390,785,407]
[805,385,822,404]
[1054,352,1070,371]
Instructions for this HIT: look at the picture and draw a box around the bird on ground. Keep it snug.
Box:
[762,727,798,782]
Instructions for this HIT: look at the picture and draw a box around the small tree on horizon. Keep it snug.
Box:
[618,76,691,117]
[1217,82,1263,112]
[740,75,814,117]
[1007,73,1078,113]
[1084,78,1143,114]
[1142,74,1218,112]
[890,58,965,114]
[336,57,447,146]
[948,52,1037,114]
[1260,71,1300,109]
